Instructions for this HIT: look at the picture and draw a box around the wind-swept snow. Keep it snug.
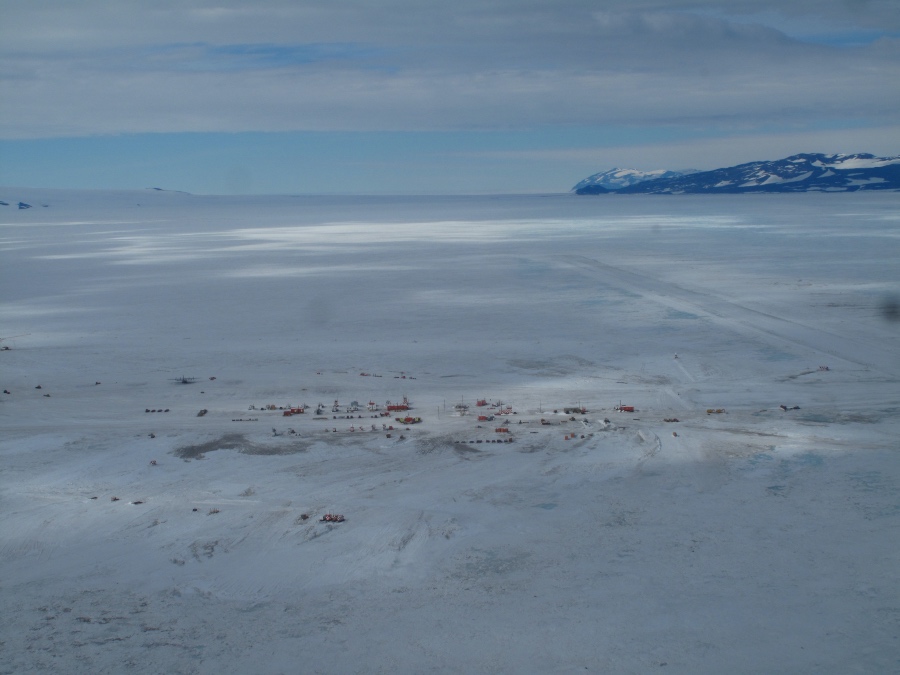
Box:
[1,190,898,673]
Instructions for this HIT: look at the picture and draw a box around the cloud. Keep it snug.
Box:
[468,124,900,173]
[0,1,898,139]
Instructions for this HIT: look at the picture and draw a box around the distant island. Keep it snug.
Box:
[573,153,900,194]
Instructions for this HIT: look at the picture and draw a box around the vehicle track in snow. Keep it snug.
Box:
[556,254,899,378]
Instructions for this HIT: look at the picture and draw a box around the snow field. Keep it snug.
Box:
[1,190,899,673]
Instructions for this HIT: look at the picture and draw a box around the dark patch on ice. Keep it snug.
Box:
[881,294,900,322]
[190,539,221,560]
[533,502,557,510]
[174,434,251,458]
[507,354,595,376]
[416,434,457,455]
[454,444,484,459]
[781,369,817,381]
[174,433,311,458]
[241,440,312,456]
[797,412,877,425]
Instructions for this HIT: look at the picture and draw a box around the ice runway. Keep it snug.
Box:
[559,253,899,375]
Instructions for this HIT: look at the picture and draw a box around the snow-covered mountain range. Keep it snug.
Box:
[574,153,900,194]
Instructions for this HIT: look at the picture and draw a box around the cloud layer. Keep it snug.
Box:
[2,1,899,139]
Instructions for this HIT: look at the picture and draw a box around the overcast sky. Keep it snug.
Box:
[1,0,899,194]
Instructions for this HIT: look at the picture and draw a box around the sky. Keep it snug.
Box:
[1,0,899,195]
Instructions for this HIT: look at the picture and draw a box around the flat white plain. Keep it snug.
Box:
[1,190,898,674]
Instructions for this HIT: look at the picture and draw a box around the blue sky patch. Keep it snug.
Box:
[141,42,380,72]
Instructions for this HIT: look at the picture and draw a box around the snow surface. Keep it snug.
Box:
[826,155,900,170]
[1,189,899,674]
[756,172,813,186]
